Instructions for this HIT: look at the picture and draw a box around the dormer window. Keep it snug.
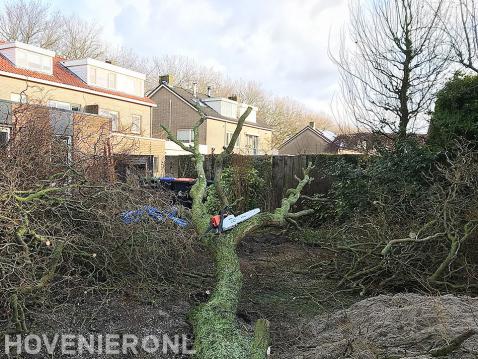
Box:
[202,97,258,123]
[89,67,117,89]
[62,58,145,97]
[17,49,52,73]
[0,42,54,75]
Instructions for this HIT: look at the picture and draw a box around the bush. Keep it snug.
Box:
[428,72,478,149]
[304,141,478,295]
[204,157,267,214]
[0,115,193,334]
[308,140,436,222]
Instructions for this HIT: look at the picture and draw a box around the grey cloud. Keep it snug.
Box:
[100,0,346,112]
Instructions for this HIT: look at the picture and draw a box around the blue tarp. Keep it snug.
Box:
[121,206,188,228]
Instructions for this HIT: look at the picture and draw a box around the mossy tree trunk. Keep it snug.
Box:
[162,107,313,358]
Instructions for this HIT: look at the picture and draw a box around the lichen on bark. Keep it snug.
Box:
[162,106,313,358]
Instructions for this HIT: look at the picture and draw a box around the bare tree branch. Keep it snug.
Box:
[331,0,449,139]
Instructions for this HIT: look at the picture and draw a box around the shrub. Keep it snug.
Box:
[308,140,436,222]
[428,72,478,149]
[305,141,478,294]
[204,157,267,214]
[0,114,192,334]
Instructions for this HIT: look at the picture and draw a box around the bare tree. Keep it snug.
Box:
[0,0,62,48]
[148,54,224,93]
[0,102,191,336]
[0,0,105,59]
[445,0,478,73]
[332,0,449,140]
[57,15,104,59]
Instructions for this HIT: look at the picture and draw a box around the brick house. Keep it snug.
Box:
[147,78,273,156]
[278,123,338,155]
[0,41,164,177]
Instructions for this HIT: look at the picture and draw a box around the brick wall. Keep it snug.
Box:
[150,86,207,143]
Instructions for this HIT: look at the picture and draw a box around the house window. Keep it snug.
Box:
[226,132,239,148]
[48,100,71,110]
[16,48,52,74]
[90,67,116,90]
[53,135,72,165]
[0,127,10,147]
[11,93,28,104]
[99,109,119,132]
[223,102,234,118]
[117,74,141,96]
[131,115,141,134]
[88,66,142,96]
[177,129,194,143]
[246,134,259,155]
[71,104,81,112]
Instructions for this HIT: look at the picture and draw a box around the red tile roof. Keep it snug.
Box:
[0,50,155,105]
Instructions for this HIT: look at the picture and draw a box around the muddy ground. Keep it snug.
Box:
[5,230,478,358]
[3,230,358,358]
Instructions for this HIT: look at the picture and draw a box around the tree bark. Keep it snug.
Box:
[162,106,313,358]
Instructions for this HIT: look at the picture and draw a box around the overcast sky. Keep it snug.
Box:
[52,0,348,115]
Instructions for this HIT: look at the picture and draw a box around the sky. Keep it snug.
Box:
[51,0,349,115]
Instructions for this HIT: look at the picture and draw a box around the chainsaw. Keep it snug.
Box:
[207,208,261,234]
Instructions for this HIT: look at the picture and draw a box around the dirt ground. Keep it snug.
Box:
[237,230,359,357]
[6,230,477,358]
[3,230,360,358]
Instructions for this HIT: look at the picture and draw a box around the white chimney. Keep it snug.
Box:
[193,82,198,98]
[309,121,315,129]
[207,86,212,97]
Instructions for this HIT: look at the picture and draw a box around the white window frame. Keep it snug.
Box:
[88,66,143,96]
[246,134,259,155]
[108,72,116,89]
[16,48,52,74]
[177,129,194,143]
[48,100,72,111]
[131,114,141,134]
[11,93,28,104]
[54,135,73,165]
[99,109,120,132]
[226,132,240,148]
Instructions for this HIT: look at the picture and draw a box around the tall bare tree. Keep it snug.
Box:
[0,0,62,48]
[333,0,449,139]
[0,0,105,59]
[57,15,104,59]
[445,0,478,73]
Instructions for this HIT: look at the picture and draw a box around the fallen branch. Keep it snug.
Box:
[382,231,446,255]
[430,329,476,357]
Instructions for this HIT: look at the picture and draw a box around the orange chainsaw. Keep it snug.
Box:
[207,207,261,234]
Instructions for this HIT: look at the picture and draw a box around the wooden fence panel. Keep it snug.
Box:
[271,156,285,209]
[164,154,362,210]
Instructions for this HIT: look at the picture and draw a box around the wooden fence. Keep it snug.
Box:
[164,154,361,210]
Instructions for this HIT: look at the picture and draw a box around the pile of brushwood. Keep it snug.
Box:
[0,120,192,335]
[303,139,478,295]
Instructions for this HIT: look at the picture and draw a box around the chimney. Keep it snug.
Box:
[207,86,212,97]
[228,94,238,102]
[193,82,198,98]
[160,74,172,85]
[309,121,315,129]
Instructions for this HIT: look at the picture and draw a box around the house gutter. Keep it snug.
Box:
[0,71,157,107]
